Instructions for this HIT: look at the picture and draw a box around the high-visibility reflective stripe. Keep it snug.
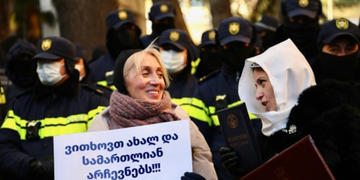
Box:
[209,101,258,126]
[191,98,209,114]
[248,113,258,120]
[191,58,201,75]
[175,97,213,126]
[97,81,117,90]
[172,97,212,126]
[38,122,88,139]
[189,106,213,126]
[228,101,242,108]
[209,106,220,126]
[1,106,106,140]
[2,110,18,130]
[172,97,192,115]
[172,97,192,106]
[87,106,107,126]
[0,86,6,104]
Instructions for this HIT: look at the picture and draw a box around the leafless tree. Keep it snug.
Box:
[53,0,118,60]
[208,0,232,28]
[118,0,146,36]
[251,0,281,23]
[0,0,12,42]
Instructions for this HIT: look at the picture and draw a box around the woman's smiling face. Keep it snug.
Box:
[125,53,165,103]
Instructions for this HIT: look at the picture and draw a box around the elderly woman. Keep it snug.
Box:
[219,39,316,178]
[88,45,217,180]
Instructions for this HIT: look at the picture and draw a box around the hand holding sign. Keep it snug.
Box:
[54,120,192,180]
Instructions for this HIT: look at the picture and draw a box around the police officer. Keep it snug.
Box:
[141,1,176,47]
[2,40,37,124]
[285,19,360,177]
[254,15,278,51]
[188,17,260,180]
[194,29,222,79]
[0,36,108,180]
[313,18,360,83]
[75,44,112,98]
[89,9,143,90]
[158,29,199,113]
[275,0,323,66]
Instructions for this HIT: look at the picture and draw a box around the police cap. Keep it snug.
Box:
[7,40,36,63]
[149,1,175,21]
[254,15,278,32]
[200,29,218,48]
[159,29,192,50]
[317,18,360,46]
[33,36,76,62]
[106,9,140,32]
[282,0,321,19]
[218,17,253,46]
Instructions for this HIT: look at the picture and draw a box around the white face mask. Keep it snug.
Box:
[36,61,66,86]
[160,50,186,74]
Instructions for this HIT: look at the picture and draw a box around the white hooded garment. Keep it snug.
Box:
[238,39,316,136]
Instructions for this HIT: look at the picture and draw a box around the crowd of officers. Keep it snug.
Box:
[0,0,360,179]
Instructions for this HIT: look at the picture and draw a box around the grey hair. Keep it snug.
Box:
[123,41,170,88]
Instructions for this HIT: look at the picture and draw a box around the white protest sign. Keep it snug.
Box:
[54,120,192,180]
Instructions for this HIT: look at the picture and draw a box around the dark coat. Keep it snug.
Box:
[0,83,108,180]
[287,80,360,180]
[262,80,360,180]
[190,65,261,180]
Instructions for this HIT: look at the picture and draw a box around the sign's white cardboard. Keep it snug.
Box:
[54,120,192,180]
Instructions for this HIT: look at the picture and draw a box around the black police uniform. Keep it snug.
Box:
[0,37,109,180]
[194,29,222,79]
[0,86,108,179]
[2,40,38,124]
[89,54,116,89]
[190,66,260,180]
[188,17,261,180]
[89,9,142,90]
[254,15,278,51]
[0,82,6,125]
[158,29,199,113]
[274,0,322,66]
[313,18,360,83]
[168,70,198,99]
[141,1,176,47]
[75,44,112,99]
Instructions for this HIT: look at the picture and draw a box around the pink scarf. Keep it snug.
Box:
[108,90,179,129]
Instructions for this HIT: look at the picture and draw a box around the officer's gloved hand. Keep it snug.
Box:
[28,158,54,180]
[181,172,206,180]
[219,146,246,178]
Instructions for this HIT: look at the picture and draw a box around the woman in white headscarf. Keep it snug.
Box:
[223,39,360,179]
[239,38,315,135]
[219,39,316,178]
[238,39,316,159]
